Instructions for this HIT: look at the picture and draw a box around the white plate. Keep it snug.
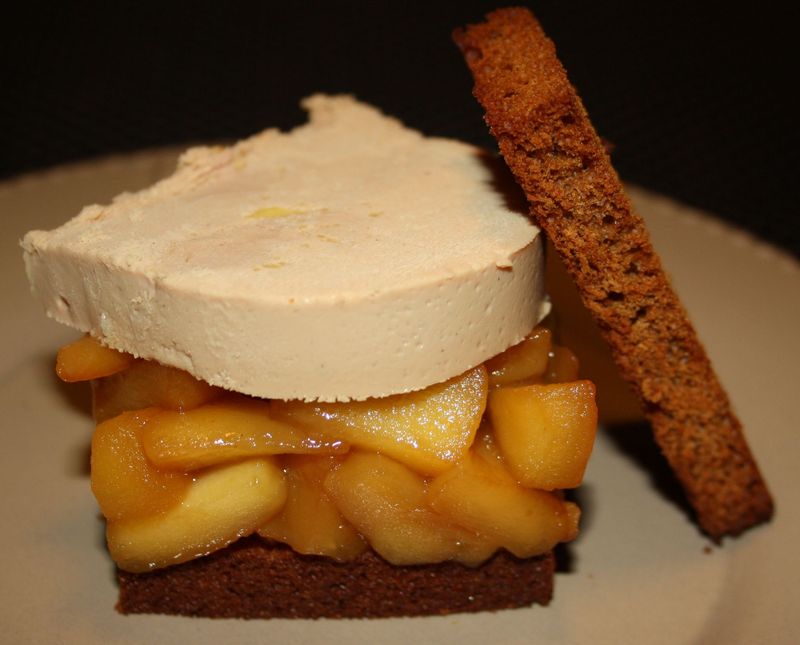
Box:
[1,150,797,645]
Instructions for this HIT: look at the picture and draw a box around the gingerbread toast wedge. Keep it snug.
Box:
[454,7,773,540]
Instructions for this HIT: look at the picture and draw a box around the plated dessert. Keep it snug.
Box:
[20,6,771,619]
[23,94,596,617]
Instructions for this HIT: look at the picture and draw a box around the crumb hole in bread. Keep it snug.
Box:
[522,146,541,161]
[607,291,624,301]
[488,29,502,40]
[602,214,616,226]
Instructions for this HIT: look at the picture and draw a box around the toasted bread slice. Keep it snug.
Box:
[453,7,773,539]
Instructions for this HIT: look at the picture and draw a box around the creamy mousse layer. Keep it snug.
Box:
[22,95,547,401]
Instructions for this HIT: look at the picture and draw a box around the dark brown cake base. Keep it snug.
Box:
[117,537,554,618]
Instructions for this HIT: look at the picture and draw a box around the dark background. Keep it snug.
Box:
[2,1,797,257]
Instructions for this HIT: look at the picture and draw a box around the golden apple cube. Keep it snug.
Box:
[428,451,579,558]
[271,366,488,475]
[107,457,287,572]
[56,335,135,382]
[91,409,191,521]
[485,327,552,387]
[470,422,518,485]
[488,381,597,489]
[545,345,580,383]
[324,452,494,566]
[93,360,221,423]
[258,454,367,560]
[140,398,348,471]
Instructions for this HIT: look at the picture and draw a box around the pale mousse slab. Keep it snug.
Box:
[22,95,547,401]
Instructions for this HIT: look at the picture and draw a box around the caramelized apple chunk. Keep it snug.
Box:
[108,457,287,572]
[93,360,222,423]
[271,366,488,475]
[324,452,495,566]
[545,345,580,383]
[485,327,552,387]
[140,397,348,471]
[258,455,367,560]
[56,335,134,382]
[470,422,517,484]
[91,410,191,521]
[488,381,597,490]
[427,445,579,558]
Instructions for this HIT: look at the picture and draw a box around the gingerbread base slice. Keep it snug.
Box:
[454,7,772,539]
[117,538,555,618]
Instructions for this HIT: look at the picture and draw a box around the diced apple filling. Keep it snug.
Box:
[56,335,135,382]
[60,330,596,572]
[270,365,488,475]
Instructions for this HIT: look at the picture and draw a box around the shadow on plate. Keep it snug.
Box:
[554,483,595,574]
[603,420,694,523]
